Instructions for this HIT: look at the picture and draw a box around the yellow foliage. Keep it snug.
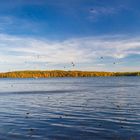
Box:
[0,70,139,78]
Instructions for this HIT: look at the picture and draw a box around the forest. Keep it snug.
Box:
[0,70,139,78]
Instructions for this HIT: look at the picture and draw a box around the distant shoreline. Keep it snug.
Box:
[0,70,139,78]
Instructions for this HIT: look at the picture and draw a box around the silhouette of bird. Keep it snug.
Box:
[71,62,75,67]
[37,55,40,59]
[90,8,95,12]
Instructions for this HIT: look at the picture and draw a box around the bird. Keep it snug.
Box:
[71,62,75,67]
[90,8,95,12]
[37,55,40,59]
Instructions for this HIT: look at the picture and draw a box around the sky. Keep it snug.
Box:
[0,0,140,72]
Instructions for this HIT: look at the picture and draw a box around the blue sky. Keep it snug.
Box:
[0,0,140,72]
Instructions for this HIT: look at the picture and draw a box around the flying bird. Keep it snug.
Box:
[71,62,75,67]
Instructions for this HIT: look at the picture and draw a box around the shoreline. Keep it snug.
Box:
[0,70,140,78]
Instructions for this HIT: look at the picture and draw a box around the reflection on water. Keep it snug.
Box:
[0,77,140,140]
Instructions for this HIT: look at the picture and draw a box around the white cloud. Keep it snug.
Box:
[88,5,129,21]
[89,7,117,15]
[0,34,140,72]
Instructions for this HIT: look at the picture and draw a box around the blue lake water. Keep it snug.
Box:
[0,77,139,140]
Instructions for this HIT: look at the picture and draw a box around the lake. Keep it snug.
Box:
[0,77,139,140]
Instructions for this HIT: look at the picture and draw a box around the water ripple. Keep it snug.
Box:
[0,77,139,140]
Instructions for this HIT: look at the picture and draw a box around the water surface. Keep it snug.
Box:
[0,77,140,140]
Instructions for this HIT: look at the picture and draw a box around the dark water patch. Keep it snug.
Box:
[0,90,82,95]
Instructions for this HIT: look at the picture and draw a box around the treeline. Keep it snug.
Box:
[0,70,140,78]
